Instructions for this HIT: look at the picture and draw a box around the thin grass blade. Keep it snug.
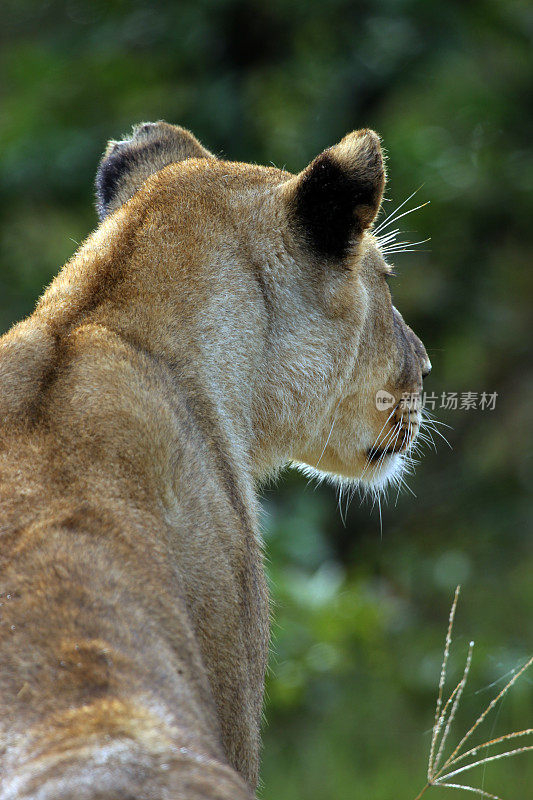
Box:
[439,744,533,782]
[446,728,533,768]
[440,655,533,772]
[428,586,461,778]
[435,783,503,799]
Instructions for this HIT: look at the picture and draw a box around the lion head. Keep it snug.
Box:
[95,121,431,493]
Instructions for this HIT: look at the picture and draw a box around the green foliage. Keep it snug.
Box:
[1,1,531,797]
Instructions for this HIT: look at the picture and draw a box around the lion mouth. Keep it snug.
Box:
[366,414,420,465]
[366,447,395,464]
[365,436,415,464]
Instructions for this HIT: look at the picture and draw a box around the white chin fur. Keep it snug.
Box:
[294,452,403,492]
[363,452,402,490]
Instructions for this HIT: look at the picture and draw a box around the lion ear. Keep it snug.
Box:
[95,121,214,221]
[285,129,386,261]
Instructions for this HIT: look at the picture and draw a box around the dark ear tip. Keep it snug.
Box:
[95,121,213,221]
[349,128,380,145]
[95,149,124,221]
[134,121,162,135]
[333,129,385,179]
[131,120,170,141]
[289,129,386,259]
[100,121,168,163]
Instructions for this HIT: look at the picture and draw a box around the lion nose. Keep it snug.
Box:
[422,358,432,380]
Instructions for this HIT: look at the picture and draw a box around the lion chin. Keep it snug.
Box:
[296,450,405,494]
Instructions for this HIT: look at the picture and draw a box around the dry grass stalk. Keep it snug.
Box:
[413,586,532,799]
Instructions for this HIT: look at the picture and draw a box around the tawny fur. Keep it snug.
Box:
[0,122,430,799]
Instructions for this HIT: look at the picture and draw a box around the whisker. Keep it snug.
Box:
[374,185,425,234]
[417,429,438,452]
[374,422,402,472]
[381,237,432,253]
[363,433,396,486]
[375,200,431,236]
[422,409,454,427]
[345,483,358,517]
[373,421,403,476]
[314,398,342,469]
[418,419,438,452]
[360,408,399,481]
[424,417,454,430]
[424,422,453,449]
[382,244,432,256]
[394,462,407,505]
[382,248,432,255]
[338,483,347,527]
[399,471,416,499]
[376,228,401,246]
[369,405,399,455]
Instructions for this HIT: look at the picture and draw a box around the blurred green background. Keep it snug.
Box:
[1,1,531,797]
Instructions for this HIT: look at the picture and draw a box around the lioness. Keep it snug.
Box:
[0,122,430,799]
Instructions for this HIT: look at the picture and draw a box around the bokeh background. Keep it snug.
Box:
[1,1,532,797]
